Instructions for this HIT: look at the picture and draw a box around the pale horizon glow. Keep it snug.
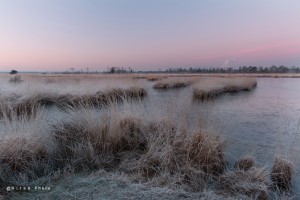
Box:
[1,0,300,72]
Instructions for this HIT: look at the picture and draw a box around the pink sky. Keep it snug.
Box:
[1,0,300,71]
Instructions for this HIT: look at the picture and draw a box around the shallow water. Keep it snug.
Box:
[214,78,300,195]
[1,77,299,196]
[147,78,300,196]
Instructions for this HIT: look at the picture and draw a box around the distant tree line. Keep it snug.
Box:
[57,67,134,74]
[165,65,300,74]
[12,65,299,75]
[105,67,134,74]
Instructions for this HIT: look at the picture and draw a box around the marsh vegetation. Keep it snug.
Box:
[0,74,297,199]
[153,78,192,89]
[193,78,257,101]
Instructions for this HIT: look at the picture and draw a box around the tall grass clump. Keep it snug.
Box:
[0,99,40,121]
[234,155,257,171]
[56,87,147,108]
[49,105,226,189]
[0,87,147,119]
[271,157,294,192]
[0,108,53,189]
[24,98,225,194]
[0,90,297,199]
[0,93,53,119]
[51,110,147,171]
[133,122,226,191]
[221,155,295,199]
[193,78,257,101]
[153,79,192,89]
[146,75,167,81]
[220,167,271,199]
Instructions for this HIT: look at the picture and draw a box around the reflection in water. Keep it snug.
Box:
[2,77,299,196]
[148,78,300,196]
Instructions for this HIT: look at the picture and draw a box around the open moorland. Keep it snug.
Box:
[0,73,298,199]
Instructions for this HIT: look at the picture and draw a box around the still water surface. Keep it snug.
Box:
[148,78,300,196]
[4,77,299,196]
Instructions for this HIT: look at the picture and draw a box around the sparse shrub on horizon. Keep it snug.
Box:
[9,70,18,74]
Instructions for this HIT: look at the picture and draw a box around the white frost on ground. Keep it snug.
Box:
[9,171,252,200]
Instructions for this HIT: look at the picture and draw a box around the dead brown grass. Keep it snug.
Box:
[0,87,147,118]
[234,156,257,171]
[193,78,257,101]
[187,132,226,175]
[135,126,226,180]
[220,167,271,199]
[0,99,40,120]
[132,74,167,81]
[193,88,224,101]
[146,75,167,81]
[0,74,296,199]
[51,112,226,185]
[51,113,148,172]
[0,136,48,172]
[153,79,192,89]
[271,157,294,192]
[57,87,147,108]
[0,101,296,199]
[111,117,147,153]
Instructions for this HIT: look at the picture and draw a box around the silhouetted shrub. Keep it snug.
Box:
[9,70,18,74]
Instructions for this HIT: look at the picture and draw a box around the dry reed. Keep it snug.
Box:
[153,79,192,89]
[0,101,296,199]
[271,157,294,192]
[234,156,257,171]
[132,75,167,81]
[220,167,271,199]
[51,111,226,183]
[193,78,257,101]
[0,74,296,199]
[0,87,147,118]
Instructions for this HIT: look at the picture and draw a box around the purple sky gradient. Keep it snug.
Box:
[0,0,300,71]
